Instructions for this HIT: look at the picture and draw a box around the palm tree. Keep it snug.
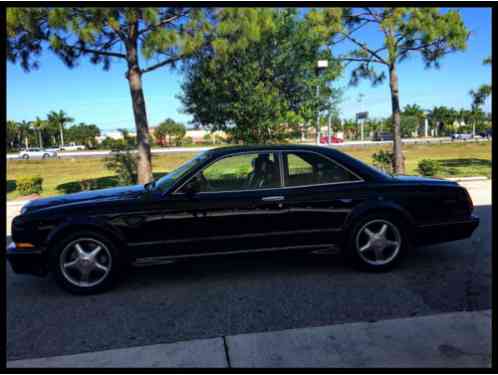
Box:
[17,120,33,148]
[48,110,73,148]
[470,87,491,137]
[32,117,46,148]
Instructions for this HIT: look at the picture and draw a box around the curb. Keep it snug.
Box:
[446,176,489,182]
[7,309,491,368]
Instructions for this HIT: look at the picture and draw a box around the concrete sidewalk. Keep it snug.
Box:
[8,309,491,368]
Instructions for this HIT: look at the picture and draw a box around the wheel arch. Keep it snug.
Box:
[343,200,416,244]
[45,219,129,260]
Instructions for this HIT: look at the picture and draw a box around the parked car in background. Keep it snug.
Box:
[478,129,492,139]
[451,133,473,141]
[7,145,479,294]
[19,148,58,160]
[320,135,344,144]
[60,143,86,151]
[373,132,394,141]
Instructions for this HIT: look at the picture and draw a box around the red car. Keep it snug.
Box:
[320,135,344,144]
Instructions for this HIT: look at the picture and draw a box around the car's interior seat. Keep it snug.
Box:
[246,156,278,188]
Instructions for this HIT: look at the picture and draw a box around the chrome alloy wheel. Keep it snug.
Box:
[59,238,112,288]
[355,219,401,266]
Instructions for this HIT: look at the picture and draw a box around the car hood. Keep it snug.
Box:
[394,175,457,186]
[22,184,146,213]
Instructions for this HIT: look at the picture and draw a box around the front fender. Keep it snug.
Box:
[45,215,127,250]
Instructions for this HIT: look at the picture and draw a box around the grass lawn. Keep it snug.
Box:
[6,141,491,201]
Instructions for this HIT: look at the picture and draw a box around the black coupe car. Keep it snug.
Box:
[7,145,479,294]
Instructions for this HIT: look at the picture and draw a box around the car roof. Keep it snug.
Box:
[207,144,339,156]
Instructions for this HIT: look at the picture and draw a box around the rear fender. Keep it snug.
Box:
[343,200,416,243]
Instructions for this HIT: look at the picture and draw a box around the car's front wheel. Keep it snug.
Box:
[347,214,407,271]
[50,231,122,294]
[22,154,29,160]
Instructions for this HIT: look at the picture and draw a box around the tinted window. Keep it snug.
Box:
[284,151,360,187]
[156,151,210,193]
[191,152,280,192]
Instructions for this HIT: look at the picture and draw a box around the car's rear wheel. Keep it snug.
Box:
[347,214,407,271]
[50,231,122,294]
[42,153,49,159]
[22,154,29,160]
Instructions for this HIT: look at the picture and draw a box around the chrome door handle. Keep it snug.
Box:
[262,196,285,202]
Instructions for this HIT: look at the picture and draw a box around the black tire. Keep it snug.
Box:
[346,213,409,272]
[49,230,123,294]
[22,154,29,160]
[42,153,49,159]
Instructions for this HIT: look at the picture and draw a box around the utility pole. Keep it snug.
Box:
[316,60,328,145]
[357,93,365,141]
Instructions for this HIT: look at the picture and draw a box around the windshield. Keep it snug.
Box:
[154,151,211,193]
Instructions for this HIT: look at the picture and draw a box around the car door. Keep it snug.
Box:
[130,151,290,259]
[279,150,365,248]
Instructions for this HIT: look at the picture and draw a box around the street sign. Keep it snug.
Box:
[356,112,368,120]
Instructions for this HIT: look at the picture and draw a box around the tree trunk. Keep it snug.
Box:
[38,130,43,148]
[59,124,64,147]
[126,38,153,184]
[388,63,405,174]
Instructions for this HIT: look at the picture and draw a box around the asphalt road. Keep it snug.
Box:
[6,138,490,160]
[6,198,491,361]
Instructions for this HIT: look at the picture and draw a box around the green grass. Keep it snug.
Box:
[6,141,491,200]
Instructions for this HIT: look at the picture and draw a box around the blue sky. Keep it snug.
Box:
[7,7,491,132]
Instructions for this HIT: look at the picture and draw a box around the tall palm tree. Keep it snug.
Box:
[18,120,33,148]
[48,110,73,148]
[32,117,46,148]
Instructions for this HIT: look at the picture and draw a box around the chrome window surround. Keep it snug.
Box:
[172,149,364,195]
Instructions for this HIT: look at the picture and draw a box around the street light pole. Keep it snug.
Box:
[316,60,328,145]
[316,84,320,145]
[328,112,333,145]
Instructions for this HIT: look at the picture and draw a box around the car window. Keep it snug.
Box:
[156,151,211,193]
[284,151,360,187]
[187,152,281,193]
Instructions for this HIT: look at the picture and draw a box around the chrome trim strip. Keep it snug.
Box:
[261,196,285,202]
[172,148,364,195]
[133,243,334,262]
[128,227,341,247]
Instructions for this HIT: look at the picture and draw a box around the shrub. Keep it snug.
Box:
[372,150,394,173]
[104,144,137,185]
[418,159,440,176]
[17,176,43,195]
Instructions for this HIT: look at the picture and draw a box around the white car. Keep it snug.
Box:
[59,143,86,151]
[19,148,58,160]
[451,133,473,140]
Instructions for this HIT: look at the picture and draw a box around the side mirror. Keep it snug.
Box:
[183,177,201,197]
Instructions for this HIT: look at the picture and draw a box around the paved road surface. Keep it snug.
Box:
[6,182,491,361]
[6,138,490,159]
